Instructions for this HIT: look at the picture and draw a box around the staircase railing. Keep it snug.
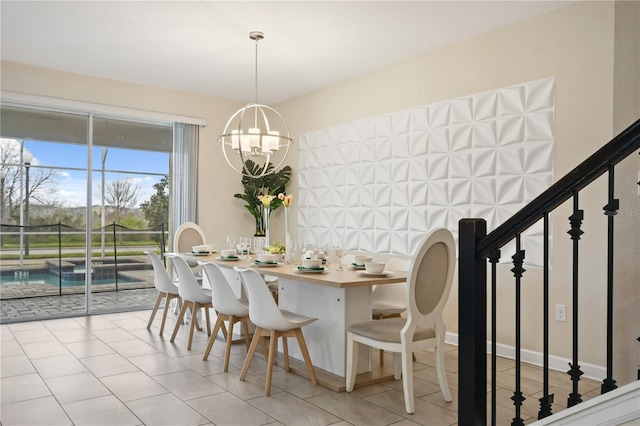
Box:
[458,118,640,425]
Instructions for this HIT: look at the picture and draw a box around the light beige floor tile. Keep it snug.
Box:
[364,389,457,425]
[43,318,84,331]
[306,390,405,426]
[0,354,36,378]
[0,395,72,426]
[0,325,16,341]
[422,388,458,412]
[266,369,332,399]
[186,392,275,425]
[51,327,97,343]
[147,338,207,358]
[79,352,139,377]
[32,353,88,379]
[110,316,152,331]
[7,321,44,332]
[64,338,115,358]
[0,339,24,357]
[126,393,209,425]
[45,371,111,404]
[90,327,137,343]
[175,352,228,376]
[107,338,160,357]
[63,394,141,426]
[383,375,444,399]
[73,316,118,330]
[248,391,341,425]
[0,372,51,404]
[12,328,57,345]
[413,366,459,392]
[100,370,169,402]
[206,369,278,400]
[128,351,189,376]
[21,339,70,359]
[153,369,226,400]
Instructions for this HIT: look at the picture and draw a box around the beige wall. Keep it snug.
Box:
[274,1,626,372]
[2,1,637,378]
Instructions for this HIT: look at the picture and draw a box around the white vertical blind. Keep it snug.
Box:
[171,123,199,246]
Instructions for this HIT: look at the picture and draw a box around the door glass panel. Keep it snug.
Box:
[89,117,171,314]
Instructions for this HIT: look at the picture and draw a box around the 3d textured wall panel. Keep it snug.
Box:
[299,78,555,266]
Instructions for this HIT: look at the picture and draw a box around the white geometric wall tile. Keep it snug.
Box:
[298,77,554,267]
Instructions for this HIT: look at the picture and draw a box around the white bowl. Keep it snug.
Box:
[364,261,386,274]
[302,258,322,269]
[192,245,208,253]
[221,249,236,258]
[354,255,373,266]
[258,253,277,263]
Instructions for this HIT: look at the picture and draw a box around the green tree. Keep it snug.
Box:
[140,176,169,246]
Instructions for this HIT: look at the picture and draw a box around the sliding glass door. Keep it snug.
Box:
[0,105,171,320]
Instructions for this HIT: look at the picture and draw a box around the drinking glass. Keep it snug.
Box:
[289,240,301,266]
[238,237,251,260]
[226,235,236,251]
[334,241,346,271]
[254,237,265,255]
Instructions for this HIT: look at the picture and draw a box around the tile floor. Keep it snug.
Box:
[0,309,601,426]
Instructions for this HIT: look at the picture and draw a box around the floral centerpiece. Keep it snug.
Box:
[233,159,291,238]
[257,194,276,246]
[265,241,286,255]
[278,193,293,263]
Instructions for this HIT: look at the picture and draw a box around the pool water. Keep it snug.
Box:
[1,273,135,287]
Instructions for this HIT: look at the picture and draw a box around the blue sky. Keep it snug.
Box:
[24,139,169,208]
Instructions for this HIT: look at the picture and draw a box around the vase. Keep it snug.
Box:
[264,205,271,247]
[284,207,292,264]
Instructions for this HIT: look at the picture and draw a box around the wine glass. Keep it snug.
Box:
[334,240,346,271]
[226,235,236,251]
[288,240,300,265]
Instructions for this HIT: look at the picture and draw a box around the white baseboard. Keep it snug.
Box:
[445,332,606,380]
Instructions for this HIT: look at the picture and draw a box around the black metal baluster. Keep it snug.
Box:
[567,192,584,407]
[58,222,62,296]
[538,213,554,418]
[511,235,525,426]
[489,249,500,426]
[601,166,618,394]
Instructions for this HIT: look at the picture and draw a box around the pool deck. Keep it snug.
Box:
[0,269,158,323]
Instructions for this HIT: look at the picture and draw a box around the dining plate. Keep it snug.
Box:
[220,256,239,261]
[357,270,394,277]
[255,261,279,267]
[296,267,326,274]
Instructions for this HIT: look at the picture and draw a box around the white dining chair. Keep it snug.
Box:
[234,266,318,396]
[199,261,252,371]
[371,256,411,365]
[346,228,455,414]
[167,254,212,350]
[174,221,207,268]
[145,251,181,335]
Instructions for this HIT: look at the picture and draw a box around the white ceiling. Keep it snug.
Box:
[1,1,574,105]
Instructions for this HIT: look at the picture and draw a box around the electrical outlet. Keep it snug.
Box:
[555,304,567,322]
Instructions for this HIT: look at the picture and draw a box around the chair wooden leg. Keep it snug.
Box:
[170,301,189,343]
[240,327,263,381]
[259,336,269,359]
[203,314,226,361]
[147,292,164,329]
[160,293,176,335]
[282,336,290,372]
[223,315,237,372]
[293,328,317,386]
[241,319,250,350]
[265,329,279,396]
[435,337,452,402]
[187,302,198,350]
[204,306,212,336]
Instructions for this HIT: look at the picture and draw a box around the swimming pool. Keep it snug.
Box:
[1,272,137,287]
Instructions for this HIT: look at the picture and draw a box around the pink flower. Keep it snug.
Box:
[278,193,293,207]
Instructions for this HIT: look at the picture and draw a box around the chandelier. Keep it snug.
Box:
[218,31,293,178]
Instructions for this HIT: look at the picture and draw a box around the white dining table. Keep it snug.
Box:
[171,251,408,391]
